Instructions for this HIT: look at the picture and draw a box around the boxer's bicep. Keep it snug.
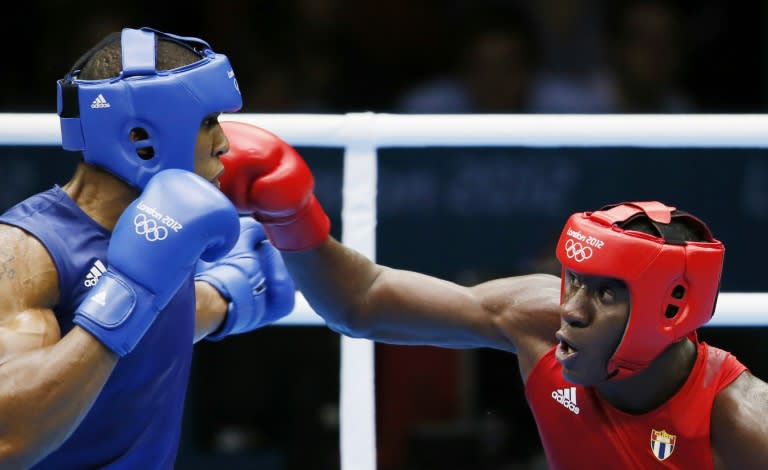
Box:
[471,274,561,380]
[0,225,61,363]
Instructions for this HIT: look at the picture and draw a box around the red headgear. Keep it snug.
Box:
[555,201,724,380]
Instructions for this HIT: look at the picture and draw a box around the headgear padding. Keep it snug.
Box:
[57,27,242,189]
[555,201,724,380]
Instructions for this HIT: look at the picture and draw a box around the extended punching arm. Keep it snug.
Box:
[218,122,538,353]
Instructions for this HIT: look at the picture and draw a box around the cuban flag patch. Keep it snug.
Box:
[650,429,676,461]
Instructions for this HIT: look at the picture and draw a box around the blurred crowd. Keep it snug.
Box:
[0,0,762,114]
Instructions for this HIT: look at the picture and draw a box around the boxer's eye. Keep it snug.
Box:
[202,113,220,128]
[598,286,615,303]
[566,271,583,289]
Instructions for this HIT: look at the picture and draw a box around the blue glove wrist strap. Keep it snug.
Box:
[74,271,159,356]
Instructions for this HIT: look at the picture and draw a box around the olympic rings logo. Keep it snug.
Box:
[565,239,592,262]
[134,214,168,242]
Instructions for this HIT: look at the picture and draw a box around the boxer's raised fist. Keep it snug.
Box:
[74,169,239,356]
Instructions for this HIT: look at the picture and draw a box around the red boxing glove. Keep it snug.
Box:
[219,121,330,251]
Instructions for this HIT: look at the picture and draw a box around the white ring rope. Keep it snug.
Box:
[3,112,768,470]
[7,113,768,147]
[1,113,765,326]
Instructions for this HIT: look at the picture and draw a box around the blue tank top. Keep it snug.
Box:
[0,186,195,469]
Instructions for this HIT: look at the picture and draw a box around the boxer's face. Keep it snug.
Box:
[556,270,630,385]
[194,113,228,187]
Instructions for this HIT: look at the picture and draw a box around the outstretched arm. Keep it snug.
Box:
[218,122,562,366]
[283,238,559,352]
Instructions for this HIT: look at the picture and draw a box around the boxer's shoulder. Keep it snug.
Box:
[0,223,59,306]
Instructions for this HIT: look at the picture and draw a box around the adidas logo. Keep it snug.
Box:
[83,259,107,287]
[551,387,580,415]
[226,69,241,93]
[90,94,111,109]
[90,289,107,307]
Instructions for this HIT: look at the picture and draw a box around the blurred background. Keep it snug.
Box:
[2,0,768,469]
[1,0,765,113]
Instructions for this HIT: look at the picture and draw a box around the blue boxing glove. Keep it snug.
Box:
[74,169,240,356]
[196,217,296,340]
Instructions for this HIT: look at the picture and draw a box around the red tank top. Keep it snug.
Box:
[524,340,746,469]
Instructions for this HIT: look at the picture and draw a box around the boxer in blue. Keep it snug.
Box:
[0,28,295,468]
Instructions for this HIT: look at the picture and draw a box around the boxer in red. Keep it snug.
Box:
[221,121,768,469]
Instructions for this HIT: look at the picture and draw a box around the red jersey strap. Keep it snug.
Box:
[701,342,748,391]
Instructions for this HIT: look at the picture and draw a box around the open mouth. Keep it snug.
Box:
[555,333,579,363]
[560,338,577,354]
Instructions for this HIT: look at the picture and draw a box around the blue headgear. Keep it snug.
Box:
[57,27,242,189]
